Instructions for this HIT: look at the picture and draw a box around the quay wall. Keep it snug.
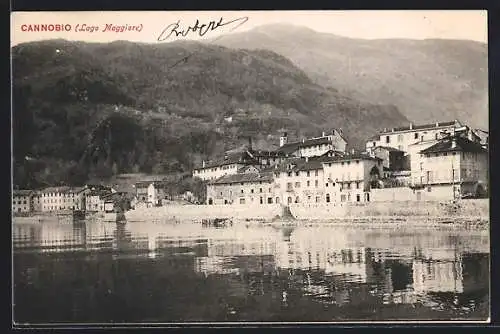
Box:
[124,199,488,221]
[290,199,488,220]
[125,204,283,221]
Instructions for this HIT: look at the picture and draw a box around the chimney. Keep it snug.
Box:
[409,123,413,130]
[202,160,206,168]
[302,138,305,143]
[322,131,325,137]
[305,156,309,162]
[435,122,439,127]
[451,137,457,149]
[248,137,253,150]
[351,148,355,155]
[391,128,395,133]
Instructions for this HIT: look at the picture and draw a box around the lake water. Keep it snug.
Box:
[12,219,490,324]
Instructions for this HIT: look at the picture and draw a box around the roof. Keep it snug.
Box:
[135,180,165,188]
[247,149,287,158]
[419,136,487,154]
[373,146,405,153]
[194,151,260,170]
[277,137,334,154]
[367,134,380,141]
[291,159,324,172]
[39,186,87,194]
[209,172,274,185]
[319,153,382,163]
[13,190,33,196]
[380,121,459,134]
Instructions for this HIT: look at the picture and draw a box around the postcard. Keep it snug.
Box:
[11,10,489,326]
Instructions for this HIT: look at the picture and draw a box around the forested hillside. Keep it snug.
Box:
[12,39,408,188]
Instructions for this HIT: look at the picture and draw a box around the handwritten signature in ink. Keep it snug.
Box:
[157,16,249,42]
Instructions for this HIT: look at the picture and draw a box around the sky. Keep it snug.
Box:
[11,10,488,46]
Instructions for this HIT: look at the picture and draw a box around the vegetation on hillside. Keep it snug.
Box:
[12,39,408,189]
[213,24,488,129]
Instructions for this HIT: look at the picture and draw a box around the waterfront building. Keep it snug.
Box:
[365,120,463,154]
[192,151,261,181]
[414,134,488,198]
[273,158,327,205]
[206,171,275,205]
[12,190,34,213]
[134,181,166,207]
[85,185,113,212]
[320,153,383,203]
[277,130,347,158]
[39,186,88,212]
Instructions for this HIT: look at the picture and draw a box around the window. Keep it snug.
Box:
[325,183,329,187]
[397,134,403,142]
[315,180,319,187]
[251,189,254,193]
[259,188,263,193]
[356,194,361,202]
[414,133,419,139]
[341,195,346,202]
[295,182,301,188]
[307,171,310,177]
[315,196,320,203]
[267,197,273,204]
[373,141,376,147]
[326,194,330,203]
[295,171,299,176]
[295,196,300,203]
[306,181,310,187]
[260,197,263,204]
[288,172,292,177]
[315,170,318,176]
[356,182,360,189]
[386,136,390,143]
[276,197,280,204]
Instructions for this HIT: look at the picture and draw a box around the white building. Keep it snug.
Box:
[321,153,383,203]
[366,120,462,154]
[12,190,33,213]
[277,130,347,158]
[39,186,88,212]
[192,151,261,181]
[413,135,488,198]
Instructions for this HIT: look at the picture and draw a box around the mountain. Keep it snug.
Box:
[212,23,488,129]
[11,39,408,188]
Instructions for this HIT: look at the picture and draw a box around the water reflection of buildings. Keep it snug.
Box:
[413,252,489,294]
[13,221,489,314]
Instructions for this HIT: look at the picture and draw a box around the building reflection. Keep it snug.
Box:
[13,220,489,314]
